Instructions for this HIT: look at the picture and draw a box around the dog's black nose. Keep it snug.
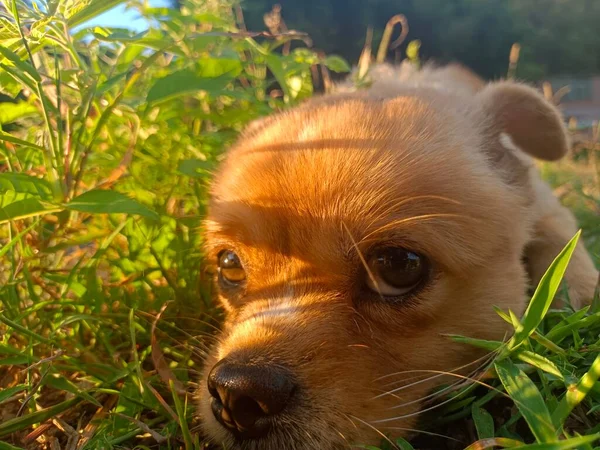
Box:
[207,359,296,438]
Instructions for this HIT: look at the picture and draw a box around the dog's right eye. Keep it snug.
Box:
[218,250,246,287]
[366,248,429,297]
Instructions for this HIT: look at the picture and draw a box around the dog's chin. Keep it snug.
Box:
[200,415,353,450]
[203,428,351,450]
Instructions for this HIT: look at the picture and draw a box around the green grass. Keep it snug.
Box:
[0,0,599,449]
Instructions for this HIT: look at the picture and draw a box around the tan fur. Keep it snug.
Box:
[198,63,598,449]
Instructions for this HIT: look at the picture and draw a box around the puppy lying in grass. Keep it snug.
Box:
[198,63,599,449]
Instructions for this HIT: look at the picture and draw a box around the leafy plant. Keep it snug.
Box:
[0,0,348,447]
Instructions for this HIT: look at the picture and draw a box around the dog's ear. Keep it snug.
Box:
[477,81,570,161]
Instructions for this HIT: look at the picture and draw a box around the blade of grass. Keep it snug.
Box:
[68,0,128,28]
[507,231,580,353]
[515,350,564,380]
[446,334,504,352]
[495,359,557,443]
[0,385,27,403]
[463,437,524,449]
[0,131,46,152]
[0,219,39,259]
[511,434,600,449]
[170,380,193,450]
[472,404,495,440]
[0,397,81,437]
[545,312,600,345]
[551,352,600,428]
[128,308,144,396]
[0,442,26,450]
[0,313,53,344]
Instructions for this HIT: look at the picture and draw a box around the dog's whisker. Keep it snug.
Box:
[341,221,384,299]
[168,342,211,357]
[373,352,495,399]
[372,356,495,402]
[332,426,353,449]
[373,365,487,402]
[361,213,470,243]
[380,426,463,443]
[371,371,508,424]
[377,350,495,382]
[158,315,223,334]
[384,356,492,411]
[301,429,320,449]
[384,375,469,410]
[147,330,217,355]
[365,194,463,231]
[169,367,205,376]
[344,413,400,450]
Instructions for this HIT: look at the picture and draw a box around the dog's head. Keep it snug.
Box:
[198,74,570,449]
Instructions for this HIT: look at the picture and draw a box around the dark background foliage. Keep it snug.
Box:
[234,0,600,80]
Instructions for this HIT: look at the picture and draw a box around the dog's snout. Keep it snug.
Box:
[207,359,296,439]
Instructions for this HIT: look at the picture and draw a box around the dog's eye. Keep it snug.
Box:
[366,248,428,296]
[218,250,246,286]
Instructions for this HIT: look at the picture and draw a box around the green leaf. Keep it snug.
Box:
[0,397,82,437]
[545,311,600,345]
[92,27,149,41]
[0,197,61,224]
[66,190,159,220]
[511,434,600,449]
[0,71,22,97]
[323,55,351,73]
[0,355,33,365]
[494,305,514,324]
[0,385,27,403]
[68,0,127,28]
[91,27,180,54]
[0,173,53,199]
[44,373,102,407]
[0,131,46,151]
[463,438,524,450]
[495,359,557,443]
[0,219,38,259]
[195,57,242,78]
[265,54,291,99]
[515,350,564,380]
[552,352,600,428]
[146,67,236,104]
[97,70,129,95]
[0,441,26,450]
[177,159,215,178]
[508,231,580,352]
[0,45,41,82]
[530,332,567,356]
[472,404,495,440]
[394,437,415,450]
[446,334,503,351]
[0,101,38,124]
[0,313,52,344]
[170,380,193,450]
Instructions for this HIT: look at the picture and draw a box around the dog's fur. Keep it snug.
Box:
[198,62,599,449]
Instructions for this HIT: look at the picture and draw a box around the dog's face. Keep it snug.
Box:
[198,79,570,449]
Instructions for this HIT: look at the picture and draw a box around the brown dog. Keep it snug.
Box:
[198,63,598,449]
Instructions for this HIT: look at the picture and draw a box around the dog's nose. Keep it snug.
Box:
[207,359,296,438]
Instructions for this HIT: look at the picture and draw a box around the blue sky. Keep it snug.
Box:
[81,0,172,32]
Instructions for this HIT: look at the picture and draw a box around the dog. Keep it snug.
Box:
[197,62,599,449]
